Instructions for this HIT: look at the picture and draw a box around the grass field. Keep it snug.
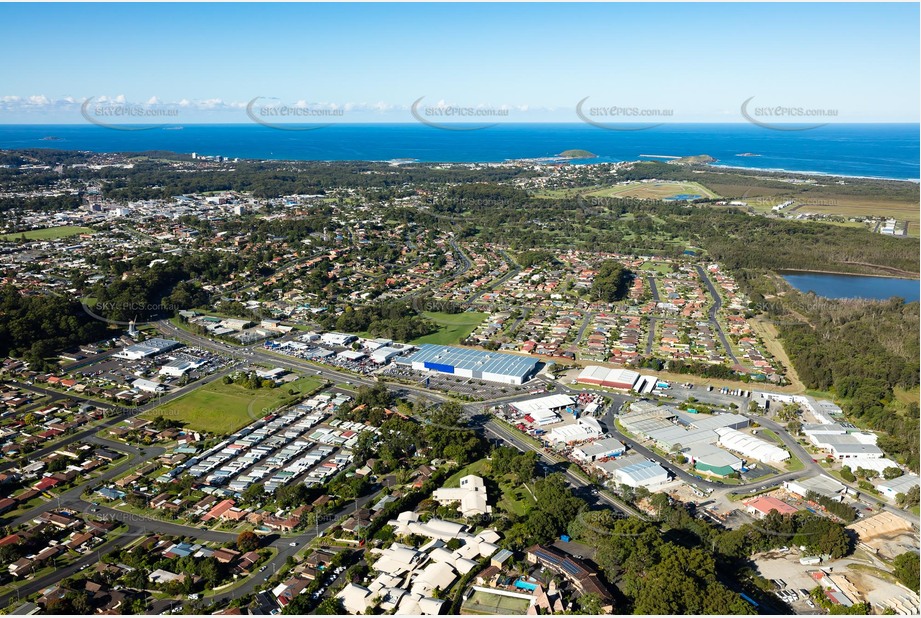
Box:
[639,261,675,275]
[893,386,920,406]
[142,376,324,434]
[1,225,93,241]
[412,311,488,345]
[586,181,720,201]
[462,590,532,615]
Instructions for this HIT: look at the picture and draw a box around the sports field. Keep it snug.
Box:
[412,311,488,345]
[1,225,93,241]
[141,376,324,434]
[587,181,719,201]
[461,590,531,615]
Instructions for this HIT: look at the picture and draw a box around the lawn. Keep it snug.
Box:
[443,457,536,517]
[412,311,488,345]
[586,181,720,201]
[1,225,93,241]
[639,261,675,275]
[142,376,324,434]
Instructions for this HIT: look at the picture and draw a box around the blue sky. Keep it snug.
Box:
[0,2,918,124]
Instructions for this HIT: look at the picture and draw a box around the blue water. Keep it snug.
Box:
[781,272,920,303]
[514,579,537,591]
[1,123,918,180]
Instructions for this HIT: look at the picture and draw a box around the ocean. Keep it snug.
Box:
[1,123,918,180]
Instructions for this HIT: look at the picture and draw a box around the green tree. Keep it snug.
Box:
[236,530,260,553]
[893,552,920,592]
[882,467,903,480]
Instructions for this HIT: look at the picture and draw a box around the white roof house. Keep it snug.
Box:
[397,593,445,615]
[338,583,374,614]
[389,512,467,541]
[411,561,457,596]
[432,475,492,517]
[370,543,424,575]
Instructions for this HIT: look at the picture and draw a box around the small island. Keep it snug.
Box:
[672,154,716,165]
[558,149,598,159]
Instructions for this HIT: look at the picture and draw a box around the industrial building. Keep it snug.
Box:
[510,394,574,416]
[576,365,640,390]
[545,417,604,444]
[803,424,884,460]
[876,474,919,501]
[687,444,743,477]
[115,337,180,360]
[745,496,798,519]
[572,437,626,463]
[784,476,848,502]
[398,344,540,385]
[593,454,669,488]
[320,332,356,346]
[716,427,789,463]
[677,411,749,431]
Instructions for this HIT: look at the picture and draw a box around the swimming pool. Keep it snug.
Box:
[514,579,537,591]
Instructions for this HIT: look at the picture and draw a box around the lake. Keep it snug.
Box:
[781,272,920,302]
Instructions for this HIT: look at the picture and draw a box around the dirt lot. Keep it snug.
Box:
[754,549,918,614]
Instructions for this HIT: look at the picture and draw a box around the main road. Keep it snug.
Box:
[695,264,739,365]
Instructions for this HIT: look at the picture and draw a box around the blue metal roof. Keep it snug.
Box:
[402,344,539,379]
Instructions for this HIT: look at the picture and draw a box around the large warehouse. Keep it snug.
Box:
[577,365,640,390]
[398,344,541,385]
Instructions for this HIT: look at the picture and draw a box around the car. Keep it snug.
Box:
[289,541,298,547]
[259,565,267,572]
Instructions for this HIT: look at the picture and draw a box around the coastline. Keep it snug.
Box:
[707,163,921,184]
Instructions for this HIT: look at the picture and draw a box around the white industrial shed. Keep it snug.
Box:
[546,417,604,444]
[577,365,640,389]
[646,426,717,451]
[716,427,789,463]
[511,394,575,415]
[876,474,920,500]
[613,460,670,488]
[679,412,750,431]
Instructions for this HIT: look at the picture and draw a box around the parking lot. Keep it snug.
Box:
[380,365,532,400]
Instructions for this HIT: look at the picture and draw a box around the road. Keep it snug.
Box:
[573,311,596,351]
[482,418,643,519]
[465,250,520,307]
[0,366,236,475]
[695,265,739,365]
